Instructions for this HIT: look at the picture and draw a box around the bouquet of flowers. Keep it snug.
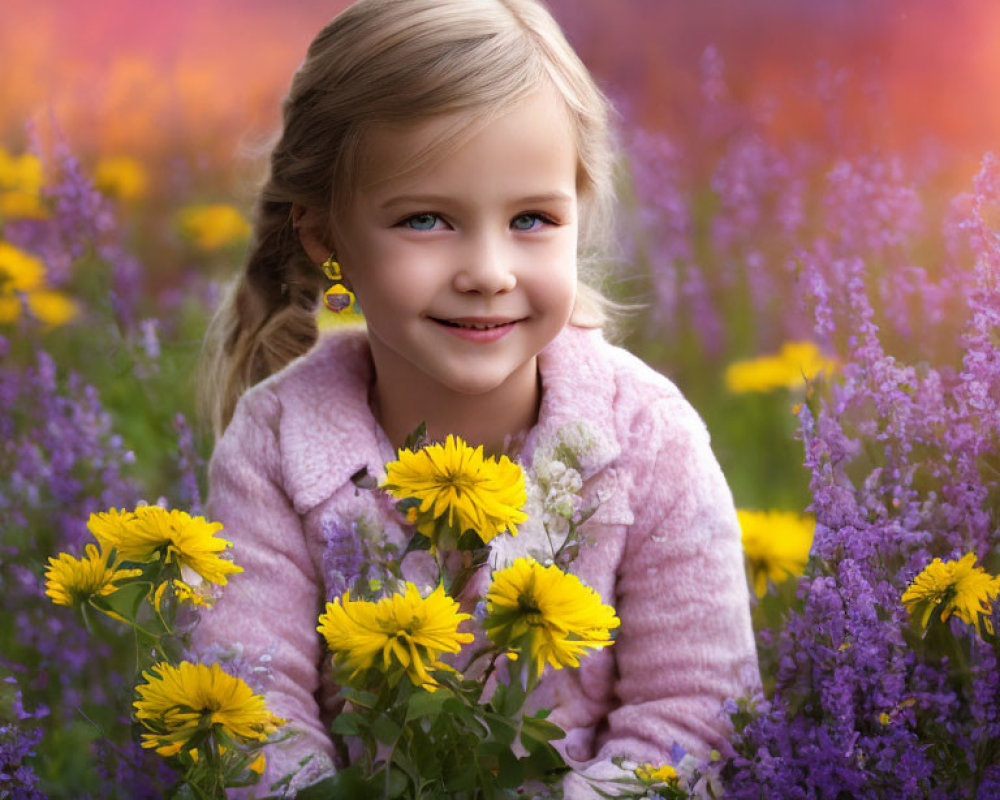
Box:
[278,430,622,799]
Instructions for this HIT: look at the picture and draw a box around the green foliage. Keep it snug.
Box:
[285,664,569,800]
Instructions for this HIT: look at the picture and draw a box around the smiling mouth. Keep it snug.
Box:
[431,318,519,330]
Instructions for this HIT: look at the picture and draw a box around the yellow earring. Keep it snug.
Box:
[321,255,354,313]
[323,284,355,314]
[322,255,342,281]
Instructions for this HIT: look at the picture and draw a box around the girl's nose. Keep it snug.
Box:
[453,234,517,295]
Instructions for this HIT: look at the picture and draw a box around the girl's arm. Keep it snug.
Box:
[566,393,760,798]
[188,387,336,794]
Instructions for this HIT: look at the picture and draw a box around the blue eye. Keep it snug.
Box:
[511,213,545,232]
[403,213,439,231]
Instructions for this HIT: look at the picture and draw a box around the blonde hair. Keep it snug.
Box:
[200,0,618,436]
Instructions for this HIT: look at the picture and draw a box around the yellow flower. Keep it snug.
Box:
[44,543,142,607]
[317,583,474,688]
[24,290,78,326]
[484,558,620,675]
[0,191,47,220]
[249,753,267,774]
[88,507,138,548]
[725,341,837,393]
[0,148,43,194]
[88,506,242,585]
[382,434,527,545]
[0,149,46,219]
[177,203,251,250]
[902,552,1000,632]
[94,155,149,201]
[0,241,44,294]
[738,509,814,597]
[0,243,78,326]
[134,661,285,758]
[635,763,679,784]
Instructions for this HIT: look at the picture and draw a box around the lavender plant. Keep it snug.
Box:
[722,156,1000,798]
[1,140,215,796]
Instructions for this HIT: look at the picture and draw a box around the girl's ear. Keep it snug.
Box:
[292,203,333,265]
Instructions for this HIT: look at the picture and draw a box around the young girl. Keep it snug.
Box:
[194,0,759,796]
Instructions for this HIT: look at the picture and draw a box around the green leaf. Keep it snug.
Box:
[99,580,153,623]
[521,716,566,750]
[484,712,518,746]
[384,766,411,799]
[443,759,479,792]
[341,687,379,709]
[405,727,442,781]
[521,742,569,778]
[371,715,402,745]
[403,532,433,555]
[493,676,526,717]
[329,712,363,736]
[406,688,448,721]
[495,747,524,789]
[290,766,380,800]
[456,530,487,550]
[155,634,186,664]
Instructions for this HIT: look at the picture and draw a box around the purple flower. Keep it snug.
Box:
[726,154,1000,797]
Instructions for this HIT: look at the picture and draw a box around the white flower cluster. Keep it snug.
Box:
[529,455,583,547]
[491,422,594,569]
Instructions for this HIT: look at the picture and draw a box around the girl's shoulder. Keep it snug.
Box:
[546,326,705,437]
[218,329,384,514]
[257,328,371,402]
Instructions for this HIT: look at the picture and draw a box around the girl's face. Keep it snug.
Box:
[325,87,580,403]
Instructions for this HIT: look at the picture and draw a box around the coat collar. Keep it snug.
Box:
[277,325,621,516]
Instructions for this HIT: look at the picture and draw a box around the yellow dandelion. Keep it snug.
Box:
[134,661,285,758]
[484,558,620,676]
[248,753,267,774]
[317,583,473,688]
[94,155,149,201]
[89,505,242,585]
[382,434,527,546]
[725,341,837,394]
[44,543,142,607]
[635,763,679,784]
[88,507,138,549]
[738,509,814,597]
[177,203,251,251]
[902,552,1000,632]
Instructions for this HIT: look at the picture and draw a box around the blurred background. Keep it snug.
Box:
[6,0,1000,159]
[3,1,999,795]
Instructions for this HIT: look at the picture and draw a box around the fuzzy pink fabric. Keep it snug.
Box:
[191,325,759,798]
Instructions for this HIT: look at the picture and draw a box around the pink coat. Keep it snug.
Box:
[191,325,759,797]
